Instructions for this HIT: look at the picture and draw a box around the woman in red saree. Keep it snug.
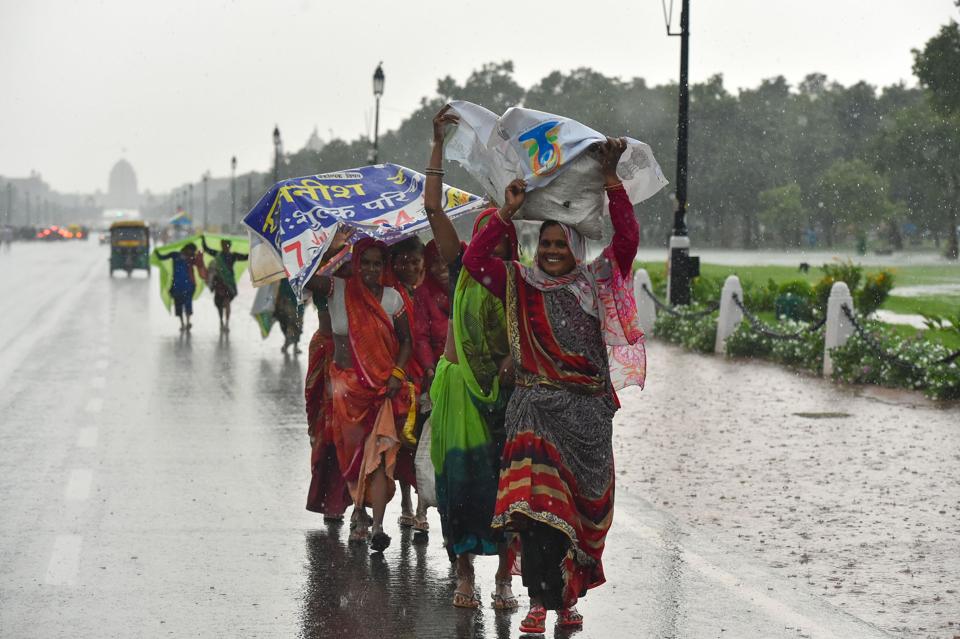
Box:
[385,237,431,532]
[304,292,351,521]
[463,138,647,633]
[307,236,415,552]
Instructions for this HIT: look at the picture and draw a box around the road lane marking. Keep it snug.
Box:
[45,535,82,586]
[76,427,98,448]
[65,469,92,501]
[84,397,103,413]
[90,376,106,389]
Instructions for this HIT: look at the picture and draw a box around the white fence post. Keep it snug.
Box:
[633,268,657,336]
[714,275,744,354]
[823,282,855,377]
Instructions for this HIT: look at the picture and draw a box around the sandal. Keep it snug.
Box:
[556,605,583,628]
[452,588,481,609]
[370,531,391,552]
[490,578,518,610]
[348,526,368,544]
[413,515,429,532]
[519,604,547,633]
[397,514,415,527]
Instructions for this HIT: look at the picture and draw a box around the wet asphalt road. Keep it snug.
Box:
[0,242,953,638]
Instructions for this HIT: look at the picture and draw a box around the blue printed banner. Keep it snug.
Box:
[243,164,485,296]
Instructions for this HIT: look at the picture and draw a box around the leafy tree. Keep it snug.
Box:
[812,159,896,249]
[758,183,806,247]
[912,17,960,116]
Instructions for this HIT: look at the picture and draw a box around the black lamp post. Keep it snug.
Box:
[202,172,210,230]
[230,156,237,230]
[371,62,385,164]
[665,0,699,305]
[273,126,282,184]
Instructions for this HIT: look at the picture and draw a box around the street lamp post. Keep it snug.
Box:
[202,172,209,230]
[665,0,699,306]
[189,184,194,221]
[371,62,385,164]
[230,156,237,230]
[5,183,12,226]
[273,126,282,184]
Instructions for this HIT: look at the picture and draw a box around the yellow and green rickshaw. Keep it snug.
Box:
[109,220,151,277]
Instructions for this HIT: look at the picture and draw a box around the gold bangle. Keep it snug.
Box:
[603,181,624,191]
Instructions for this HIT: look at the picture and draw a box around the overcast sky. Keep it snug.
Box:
[1,0,957,194]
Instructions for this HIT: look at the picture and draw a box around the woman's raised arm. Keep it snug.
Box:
[424,105,463,265]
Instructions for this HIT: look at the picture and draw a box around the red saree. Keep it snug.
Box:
[305,327,350,516]
[330,239,413,508]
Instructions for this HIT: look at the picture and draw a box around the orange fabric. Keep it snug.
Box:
[344,239,398,388]
[330,363,408,507]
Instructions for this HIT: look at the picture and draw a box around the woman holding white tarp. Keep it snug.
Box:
[423,106,519,610]
[463,137,648,633]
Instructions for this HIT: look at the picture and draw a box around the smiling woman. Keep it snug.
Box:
[462,137,649,633]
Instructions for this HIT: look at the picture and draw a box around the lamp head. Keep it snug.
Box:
[373,63,385,97]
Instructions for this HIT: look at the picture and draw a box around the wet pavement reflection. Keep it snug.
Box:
[0,243,947,638]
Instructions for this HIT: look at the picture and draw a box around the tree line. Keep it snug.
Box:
[273,9,960,258]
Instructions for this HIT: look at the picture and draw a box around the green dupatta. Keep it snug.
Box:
[452,268,509,409]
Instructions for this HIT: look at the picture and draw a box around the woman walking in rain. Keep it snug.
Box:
[423,106,519,611]
[304,289,351,522]
[155,242,206,331]
[463,137,646,633]
[202,236,247,333]
[306,234,415,553]
[386,237,431,533]
[275,279,305,354]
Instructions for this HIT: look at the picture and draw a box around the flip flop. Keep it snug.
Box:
[556,606,583,628]
[452,589,481,609]
[519,605,547,633]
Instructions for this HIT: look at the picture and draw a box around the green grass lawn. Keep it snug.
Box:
[636,261,960,288]
[637,260,960,350]
[882,295,959,318]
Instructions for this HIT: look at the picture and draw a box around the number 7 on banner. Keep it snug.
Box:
[283,241,304,268]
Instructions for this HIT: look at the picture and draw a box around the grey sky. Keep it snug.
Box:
[0,0,956,194]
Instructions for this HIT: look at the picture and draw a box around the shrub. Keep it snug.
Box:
[691,275,724,305]
[857,270,895,316]
[724,321,771,358]
[742,277,779,312]
[829,317,960,400]
[815,260,863,311]
[654,306,718,353]
[724,318,823,372]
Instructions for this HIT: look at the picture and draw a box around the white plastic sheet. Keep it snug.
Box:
[414,418,437,508]
[446,101,668,238]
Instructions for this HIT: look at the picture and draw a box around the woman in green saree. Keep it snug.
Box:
[423,105,519,610]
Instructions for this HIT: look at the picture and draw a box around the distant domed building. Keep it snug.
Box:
[304,127,326,153]
[107,159,139,209]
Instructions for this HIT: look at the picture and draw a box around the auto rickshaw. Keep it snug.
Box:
[109,220,150,277]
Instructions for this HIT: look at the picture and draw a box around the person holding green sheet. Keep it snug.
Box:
[423,105,518,610]
[155,242,206,332]
[202,236,248,333]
